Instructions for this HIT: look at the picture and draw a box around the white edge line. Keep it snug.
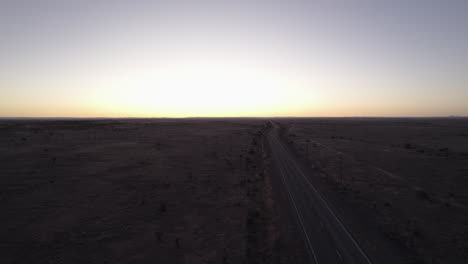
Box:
[276,133,374,264]
[270,136,319,264]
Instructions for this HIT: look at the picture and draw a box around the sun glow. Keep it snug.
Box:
[94,59,313,117]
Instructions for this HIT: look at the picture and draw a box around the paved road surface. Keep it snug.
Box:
[267,122,373,264]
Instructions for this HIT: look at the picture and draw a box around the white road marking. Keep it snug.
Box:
[275,132,373,264]
[270,136,319,264]
[336,249,343,263]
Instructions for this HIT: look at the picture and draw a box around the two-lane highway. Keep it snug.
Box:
[267,122,373,264]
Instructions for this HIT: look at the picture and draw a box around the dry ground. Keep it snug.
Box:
[3,117,465,264]
[280,117,468,264]
[0,119,274,264]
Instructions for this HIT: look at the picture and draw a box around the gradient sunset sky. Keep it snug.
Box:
[1,0,467,117]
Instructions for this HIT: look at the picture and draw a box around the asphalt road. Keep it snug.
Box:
[267,123,373,264]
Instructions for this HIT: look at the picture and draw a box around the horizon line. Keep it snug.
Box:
[1,116,467,120]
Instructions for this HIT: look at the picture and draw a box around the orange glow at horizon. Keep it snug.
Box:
[1,1,467,117]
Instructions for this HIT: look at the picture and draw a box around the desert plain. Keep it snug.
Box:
[0,118,467,264]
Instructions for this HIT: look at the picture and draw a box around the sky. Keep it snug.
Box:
[1,0,467,117]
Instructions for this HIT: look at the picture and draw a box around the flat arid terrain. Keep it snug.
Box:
[1,118,467,263]
[280,118,468,263]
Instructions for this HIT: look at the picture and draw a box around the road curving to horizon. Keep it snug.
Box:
[267,121,373,264]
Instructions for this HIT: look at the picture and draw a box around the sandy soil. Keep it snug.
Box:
[279,118,468,264]
[0,119,272,264]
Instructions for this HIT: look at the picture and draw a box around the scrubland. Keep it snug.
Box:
[280,118,468,264]
[0,119,271,264]
[2,117,466,264]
